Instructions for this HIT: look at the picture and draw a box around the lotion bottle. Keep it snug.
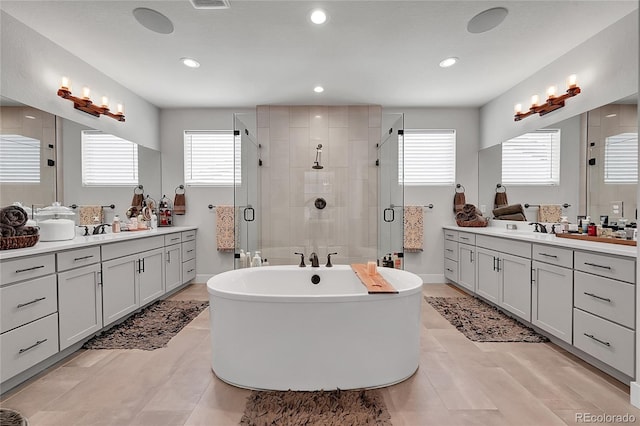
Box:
[239,249,246,268]
[112,215,121,233]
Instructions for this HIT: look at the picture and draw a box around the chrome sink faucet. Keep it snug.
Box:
[309,252,319,267]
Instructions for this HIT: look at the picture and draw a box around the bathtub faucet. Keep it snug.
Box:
[294,252,306,267]
[326,252,337,267]
[309,252,320,267]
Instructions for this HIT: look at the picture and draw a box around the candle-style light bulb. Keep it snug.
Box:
[567,74,578,89]
[514,104,523,114]
[82,86,91,100]
[116,103,124,115]
[101,96,109,108]
[61,76,70,90]
[531,94,540,107]
[546,85,557,99]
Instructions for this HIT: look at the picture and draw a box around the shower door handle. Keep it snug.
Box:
[243,207,255,222]
[383,207,395,222]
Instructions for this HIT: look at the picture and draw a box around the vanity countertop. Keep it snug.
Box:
[0,226,198,261]
[443,224,637,258]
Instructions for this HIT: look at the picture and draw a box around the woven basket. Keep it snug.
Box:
[0,234,40,250]
[456,219,488,228]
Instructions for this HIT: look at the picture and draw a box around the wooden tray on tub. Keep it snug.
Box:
[351,264,398,294]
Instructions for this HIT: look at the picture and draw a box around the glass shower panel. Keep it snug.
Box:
[233,113,260,268]
[378,113,404,265]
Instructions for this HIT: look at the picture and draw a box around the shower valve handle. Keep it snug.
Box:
[294,252,306,267]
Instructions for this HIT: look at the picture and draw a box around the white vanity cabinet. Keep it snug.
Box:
[458,242,476,292]
[443,230,459,283]
[57,247,102,350]
[531,260,573,344]
[181,230,197,284]
[164,234,182,292]
[0,254,59,382]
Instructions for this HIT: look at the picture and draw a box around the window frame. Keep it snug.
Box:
[399,129,456,186]
[81,130,139,187]
[183,130,239,187]
[501,129,561,186]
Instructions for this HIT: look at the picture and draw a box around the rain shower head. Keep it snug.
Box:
[312,144,324,169]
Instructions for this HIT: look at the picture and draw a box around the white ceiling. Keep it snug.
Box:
[1,0,637,109]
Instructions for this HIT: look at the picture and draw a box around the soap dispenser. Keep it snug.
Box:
[252,251,262,267]
[239,249,246,268]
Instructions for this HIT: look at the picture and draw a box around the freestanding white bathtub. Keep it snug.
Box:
[207,264,423,391]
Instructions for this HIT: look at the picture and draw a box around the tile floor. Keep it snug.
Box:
[2,283,639,425]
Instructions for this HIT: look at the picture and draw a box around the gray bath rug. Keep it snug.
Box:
[0,408,28,426]
[83,300,209,350]
[240,389,392,426]
[425,296,549,343]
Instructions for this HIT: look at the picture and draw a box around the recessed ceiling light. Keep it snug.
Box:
[181,57,200,68]
[132,8,174,34]
[310,9,327,25]
[467,7,508,34]
[439,57,458,68]
[313,86,324,93]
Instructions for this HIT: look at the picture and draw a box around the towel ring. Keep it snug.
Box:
[133,185,144,195]
[496,183,507,193]
[175,184,185,195]
[455,184,465,193]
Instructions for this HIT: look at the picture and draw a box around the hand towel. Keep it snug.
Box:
[174,193,186,215]
[492,204,525,218]
[403,206,423,252]
[538,205,562,223]
[0,205,28,227]
[79,205,104,225]
[494,191,508,209]
[131,193,144,209]
[494,212,527,221]
[215,205,235,251]
[453,192,466,213]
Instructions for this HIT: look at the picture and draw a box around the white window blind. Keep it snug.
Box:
[82,131,138,186]
[0,134,41,183]
[502,129,560,185]
[604,133,638,184]
[184,130,239,186]
[399,129,456,185]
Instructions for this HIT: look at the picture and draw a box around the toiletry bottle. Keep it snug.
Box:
[150,213,158,229]
[582,216,591,234]
[239,249,246,268]
[578,219,583,234]
[252,251,262,267]
[112,215,121,233]
[246,252,251,268]
[561,216,569,234]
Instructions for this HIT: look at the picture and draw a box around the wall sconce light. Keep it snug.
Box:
[57,77,125,122]
[514,74,581,121]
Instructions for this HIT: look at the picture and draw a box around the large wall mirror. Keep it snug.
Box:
[0,96,162,222]
[478,94,638,224]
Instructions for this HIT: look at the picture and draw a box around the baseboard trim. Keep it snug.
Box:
[196,274,214,283]
[417,274,446,284]
[631,382,640,407]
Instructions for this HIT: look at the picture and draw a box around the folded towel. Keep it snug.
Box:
[492,204,525,218]
[453,192,466,213]
[494,212,527,221]
[174,193,186,215]
[494,191,508,209]
[0,205,28,228]
[404,206,423,252]
[15,226,38,236]
[79,205,104,226]
[538,205,562,223]
[215,205,235,251]
[1,223,16,237]
[456,204,487,223]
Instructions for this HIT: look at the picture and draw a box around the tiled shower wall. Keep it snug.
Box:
[257,105,381,266]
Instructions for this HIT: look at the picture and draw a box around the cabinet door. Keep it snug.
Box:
[499,253,532,322]
[532,260,573,344]
[102,254,139,327]
[165,245,182,292]
[458,244,476,293]
[58,264,103,350]
[476,248,499,303]
[139,248,165,306]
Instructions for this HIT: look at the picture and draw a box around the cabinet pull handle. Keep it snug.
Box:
[538,253,558,259]
[446,268,453,272]
[137,259,141,274]
[583,292,611,303]
[19,339,48,354]
[171,237,180,242]
[74,255,94,261]
[187,269,195,273]
[470,251,473,263]
[97,271,102,286]
[16,297,46,309]
[446,249,453,252]
[142,258,145,273]
[167,251,171,263]
[15,265,45,273]
[493,257,497,271]
[531,268,536,284]
[460,236,469,241]
[187,249,194,253]
[584,262,611,270]
[495,258,501,272]
[583,333,611,347]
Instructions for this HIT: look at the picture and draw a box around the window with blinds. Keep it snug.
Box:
[81,131,138,186]
[184,130,239,186]
[502,129,561,185]
[604,132,638,184]
[399,129,456,185]
[0,134,41,183]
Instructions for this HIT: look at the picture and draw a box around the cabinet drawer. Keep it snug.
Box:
[476,235,531,258]
[1,274,57,333]
[1,254,55,285]
[57,246,101,272]
[458,232,476,245]
[164,233,182,246]
[182,240,196,261]
[532,244,573,269]
[444,258,458,282]
[182,258,196,283]
[573,308,634,377]
[0,313,59,382]
[181,230,196,242]
[444,240,458,261]
[574,251,635,284]
[101,236,164,261]
[444,230,458,242]
[574,271,635,329]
